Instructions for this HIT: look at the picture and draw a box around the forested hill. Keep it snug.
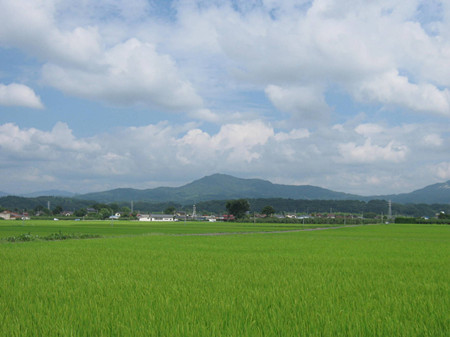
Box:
[76,174,450,204]
[3,175,450,208]
[0,196,93,212]
[76,173,361,203]
[382,181,450,204]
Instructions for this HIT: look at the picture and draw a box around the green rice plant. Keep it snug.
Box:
[5,232,36,242]
[0,219,346,239]
[4,231,101,242]
[0,224,448,336]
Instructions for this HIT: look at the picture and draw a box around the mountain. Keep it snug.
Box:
[377,180,450,204]
[77,173,361,203]
[0,195,93,211]
[2,175,450,207]
[0,191,9,197]
[76,174,450,204]
[22,190,76,198]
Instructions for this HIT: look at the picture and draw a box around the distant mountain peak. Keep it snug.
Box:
[76,173,357,203]
[22,190,76,198]
[4,174,450,204]
[438,182,450,189]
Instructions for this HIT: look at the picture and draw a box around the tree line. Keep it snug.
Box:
[1,195,450,219]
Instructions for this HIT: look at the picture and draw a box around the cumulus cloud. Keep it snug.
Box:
[432,162,450,180]
[42,38,203,111]
[1,1,450,195]
[178,120,275,163]
[0,0,204,115]
[1,119,447,195]
[0,0,103,67]
[338,139,408,163]
[273,128,310,142]
[0,83,44,109]
[2,0,450,120]
[354,123,385,137]
[265,85,330,121]
[351,70,450,116]
[0,122,95,161]
[183,0,450,119]
[423,134,443,147]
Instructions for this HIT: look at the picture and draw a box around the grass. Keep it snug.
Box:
[0,219,343,239]
[0,223,448,336]
[5,231,101,242]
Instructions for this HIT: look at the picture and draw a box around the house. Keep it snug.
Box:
[0,211,12,220]
[109,213,121,220]
[138,214,175,222]
[0,211,22,220]
[219,214,235,221]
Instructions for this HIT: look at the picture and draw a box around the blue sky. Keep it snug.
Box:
[0,0,449,196]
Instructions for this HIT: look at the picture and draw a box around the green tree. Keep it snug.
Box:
[41,208,51,215]
[261,205,276,217]
[225,199,250,219]
[120,206,131,215]
[92,203,109,211]
[98,208,112,220]
[109,203,119,213]
[364,212,377,219]
[164,206,176,214]
[438,211,449,219]
[52,205,63,215]
[34,205,44,214]
[74,208,87,217]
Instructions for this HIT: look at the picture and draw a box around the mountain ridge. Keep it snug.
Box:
[22,190,76,198]
[74,173,450,204]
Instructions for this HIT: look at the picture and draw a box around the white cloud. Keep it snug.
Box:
[178,120,275,163]
[354,123,385,136]
[423,134,443,147]
[0,1,204,115]
[179,1,450,119]
[0,0,103,67]
[3,0,450,120]
[265,85,329,121]
[274,128,310,142]
[42,37,203,111]
[338,139,408,163]
[0,83,44,109]
[0,119,448,194]
[432,162,450,181]
[351,70,450,116]
[1,1,450,195]
[0,122,95,160]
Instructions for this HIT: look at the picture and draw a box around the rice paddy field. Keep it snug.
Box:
[0,220,448,336]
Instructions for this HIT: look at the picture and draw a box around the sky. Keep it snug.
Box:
[0,0,449,196]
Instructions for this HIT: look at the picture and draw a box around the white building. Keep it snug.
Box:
[138,214,175,222]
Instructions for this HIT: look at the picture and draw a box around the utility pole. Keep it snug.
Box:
[388,200,392,221]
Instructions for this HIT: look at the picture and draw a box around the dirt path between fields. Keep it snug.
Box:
[172,223,375,237]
